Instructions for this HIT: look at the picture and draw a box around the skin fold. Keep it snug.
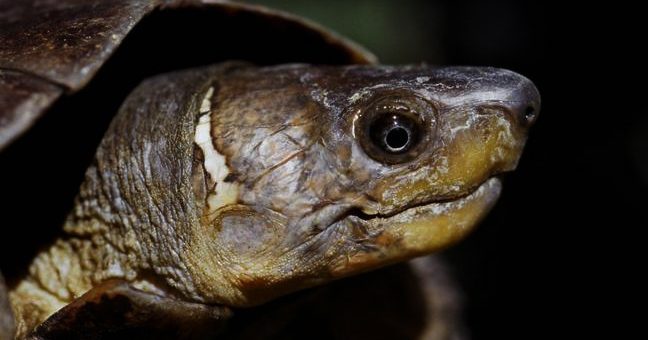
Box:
[5,62,539,338]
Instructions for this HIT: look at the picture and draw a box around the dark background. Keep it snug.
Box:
[0,0,641,339]
[250,1,645,339]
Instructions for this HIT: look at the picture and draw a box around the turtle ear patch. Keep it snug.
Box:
[214,206,285,258]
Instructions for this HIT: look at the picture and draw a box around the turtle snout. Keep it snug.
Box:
[504,75,541,129]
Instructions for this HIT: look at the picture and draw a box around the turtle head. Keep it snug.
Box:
[186,64,540,306]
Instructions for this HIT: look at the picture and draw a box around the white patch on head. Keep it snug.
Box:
[351,109,361,139]
[430,82,458,91]
[416,76,430,84]
[449,113,479,137]
[442,87,511,107]
[347,83,393,105]
[492,113,516,162]
[195,87,240,213]
[310,88,335,110]
[348,91,367,105]
[199,87,214,113]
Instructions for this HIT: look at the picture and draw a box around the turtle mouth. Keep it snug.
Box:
[340,176,502,225]
[324,177,503,277]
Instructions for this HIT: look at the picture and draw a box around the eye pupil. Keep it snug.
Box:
[385,126,409,151]
[369,113,420,155]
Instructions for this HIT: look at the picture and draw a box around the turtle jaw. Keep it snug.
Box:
[184,179,501,308]
[328,176,502,278]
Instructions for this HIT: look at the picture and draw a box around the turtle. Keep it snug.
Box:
[0,0,541,339]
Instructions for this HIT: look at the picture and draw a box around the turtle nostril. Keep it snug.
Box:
[524,105,536,122]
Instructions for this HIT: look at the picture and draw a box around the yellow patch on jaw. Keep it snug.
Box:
[194,87,241,214]
[331,178,501,277]
[395,178,500,253]
[393,178,501,256]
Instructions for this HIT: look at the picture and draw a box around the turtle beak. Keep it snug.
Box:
[328,177,501,277]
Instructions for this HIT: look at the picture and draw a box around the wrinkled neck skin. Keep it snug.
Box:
[9,62,537,335]
[9,63,231,337]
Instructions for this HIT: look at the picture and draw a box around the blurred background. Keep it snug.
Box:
[244,0,645,339]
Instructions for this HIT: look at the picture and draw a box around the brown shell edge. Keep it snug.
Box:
[0,70,62,150]
[180,0,378,66]
[27,280,231,339]
[0,0,377,152]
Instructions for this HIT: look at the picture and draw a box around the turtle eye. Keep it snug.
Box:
[356,94,436,164]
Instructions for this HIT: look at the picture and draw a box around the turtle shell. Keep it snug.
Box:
[0,0,376,150]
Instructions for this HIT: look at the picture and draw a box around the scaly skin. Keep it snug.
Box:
[0,273,13,340]
[8,63,539,338]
